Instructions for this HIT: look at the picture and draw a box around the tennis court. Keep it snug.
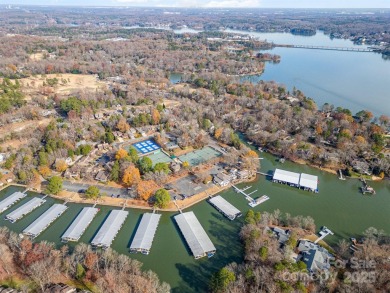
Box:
[147,151,173,166]
[132,139,160,154]
[178,146,222,166]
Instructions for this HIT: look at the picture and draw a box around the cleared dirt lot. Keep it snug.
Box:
[19,73,108,100]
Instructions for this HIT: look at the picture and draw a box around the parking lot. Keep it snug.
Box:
[62,181,133,198]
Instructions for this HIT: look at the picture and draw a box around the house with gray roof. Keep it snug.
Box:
[297,240,334,275]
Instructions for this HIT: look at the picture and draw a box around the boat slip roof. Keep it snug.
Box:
[174,211,216,258]
[0,191,27,213]
[23,204,68,237]
[209,195,241,219]
[6,197,46,222]
[130,213,161,252]
[91,210,128,248]
[299,173,318,190]
[273,168,300,185]
[62,207,99,241]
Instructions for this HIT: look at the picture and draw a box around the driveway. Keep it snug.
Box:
[62,181,132,198]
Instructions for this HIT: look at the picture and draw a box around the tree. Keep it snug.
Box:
[154,162,170,174]
[76,263,86,280]
[116,118,130,133]
[210,267,236,292]
[46,176,63,194]
[182,161,190,169]
[151,108,161,124]
[154,189,170,208]
[115,148,128,160]
[55,159,67,172]
[38,151,48,166]
[38,165,51,177]
[122,165,141,187]
[110,161,120,182]
[259,246,268,261]
[137,180,159,201]
[85,186,100,199]
[128,146,139,163]
[138,157,153,174]
[245,210,256,225]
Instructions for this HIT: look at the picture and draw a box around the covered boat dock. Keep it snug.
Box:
[23,203,68,238]
[273,168,300,187]
[61,207,99,242]
[299,173,319,192]
[0,191,27,213]
[174,211,216,259]
[5,197,46,223]
[91,210,128,248]
[129,213,161,254]
[208,195,241,220]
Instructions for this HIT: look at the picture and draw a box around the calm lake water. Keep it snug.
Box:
[1,151,389,292]
[170,28,390,117]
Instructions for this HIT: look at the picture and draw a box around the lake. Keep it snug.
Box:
[170,29,390,117]
[1,151,389,292]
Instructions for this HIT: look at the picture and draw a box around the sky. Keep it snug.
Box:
[2,0,390,8]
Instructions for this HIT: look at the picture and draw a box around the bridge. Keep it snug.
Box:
[274,44,373,52]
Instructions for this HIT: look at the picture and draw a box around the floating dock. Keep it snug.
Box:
[5,197,46,223]
[130,213,161,254]
[91,210,128,249]
[174,211,216,259]
[208,195,241,220]
[0,191,27,213]
[248,195,270,208]
[23,204,68,238]
[61,207,99,242]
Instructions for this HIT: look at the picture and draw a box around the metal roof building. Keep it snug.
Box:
[130,213,161,254]
[0,191,27,213]
[23,204,68,238]
[91,210,128,248]
[62,207,99,242]
[299,173,318,192]
[273,169,300,186]
[174,211,216,259]
[5,197,46,223]
[208,195,242,220]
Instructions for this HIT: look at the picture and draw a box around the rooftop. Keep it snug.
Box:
[174,211,216,259]
[299,173,318,190]
[0,191,27,213]
[273,168,300,185]
[130,213,161,253]
[62,207,99,242]
[209,195,241,220]
[5,197,46,222]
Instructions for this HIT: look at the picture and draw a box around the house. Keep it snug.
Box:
[43,283,78,293]
[297,240,334,275]
[237,169,249,179]
[351,160,371,175]
[213,173,231,187]
[165,141,179,151]
[95,170,109,182]
[0,153,6,163]
[270,226,291,244]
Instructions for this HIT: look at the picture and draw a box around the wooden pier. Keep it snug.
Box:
[232,185,269,207]
[360,178,376,195]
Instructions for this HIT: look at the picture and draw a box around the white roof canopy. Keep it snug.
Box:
[273,168,300,185]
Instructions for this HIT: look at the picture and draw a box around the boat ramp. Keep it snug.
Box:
[208,195,241,220]
[0,191,27,213]
[62,206,99,242]
[91,209,128,249]
[130,212,161,254]
[5,197,46,223]
[23,203,68,238]
[174,211,216,259]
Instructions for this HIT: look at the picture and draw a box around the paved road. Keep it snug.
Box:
[63,181,131,198]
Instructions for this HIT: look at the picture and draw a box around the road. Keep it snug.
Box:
[62,181,131,198]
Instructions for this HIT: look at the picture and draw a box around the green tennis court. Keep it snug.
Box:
[178,146,222,166]
[147,151,173,166]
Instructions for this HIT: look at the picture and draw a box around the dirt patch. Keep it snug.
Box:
[29,52,44,61]
[19,74,107,100]
[0,118,51,140]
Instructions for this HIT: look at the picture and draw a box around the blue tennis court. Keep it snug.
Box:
[133,139,161,154]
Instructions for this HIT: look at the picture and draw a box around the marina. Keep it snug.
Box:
[23,203,68,238]
[0,191,27,213]
[208,195,241,220]
[61,206,99,242]
[129,212,161,254]
[174,211,216,259]
[91,209,128,248]
[5,197,46,223]
[232,185,269,207]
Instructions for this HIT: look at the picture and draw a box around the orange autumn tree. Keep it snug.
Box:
[151,108,161,125]
[242,150,259,171]
[122,165,141,187]
[116,117,130,133]
[115,148,128,160]
[137,180,159,201]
